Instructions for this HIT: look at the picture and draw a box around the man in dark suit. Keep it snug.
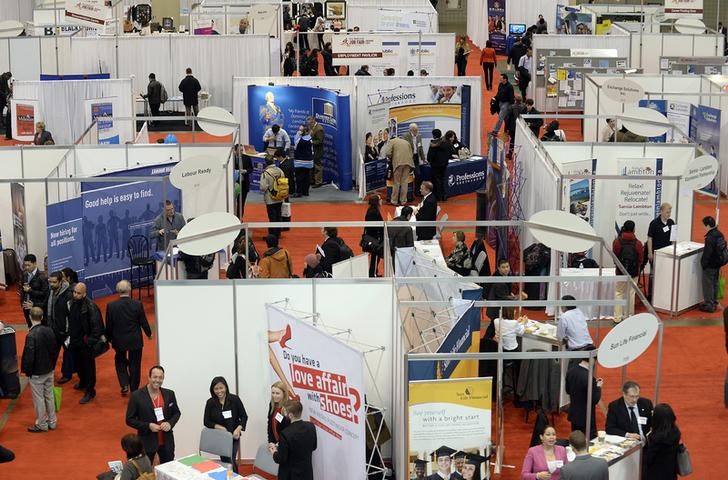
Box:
[565,357,602,440]
[387,206,415,257]
[178,67,201,124]
[605,380,653,441]
[269,400,317,480]
[68,282,104,404]
[560,430,608,480]
[126,365,181,464]
[106,280,152,395]
[415,181,438,241]
[318,226,345,275]
[20,254,49,328]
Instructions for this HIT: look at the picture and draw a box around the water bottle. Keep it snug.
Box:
[227,464,233,479]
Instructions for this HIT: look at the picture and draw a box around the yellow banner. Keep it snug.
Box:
[409,377,492,411]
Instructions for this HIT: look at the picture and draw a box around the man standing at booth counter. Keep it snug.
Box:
[150,200,186,251]
[647,203,674,301]
[178,67,201,125]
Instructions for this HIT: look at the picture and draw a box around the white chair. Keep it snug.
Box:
[199,427,233,469]
[248,443,279,479]
[435,212,449,239]
[471,250,488,276]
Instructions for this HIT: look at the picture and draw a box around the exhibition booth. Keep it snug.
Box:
[232,74,482,189]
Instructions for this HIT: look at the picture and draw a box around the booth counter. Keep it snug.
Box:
[420,156,487,198]
[653,241,704,314]
[588,437,642,478]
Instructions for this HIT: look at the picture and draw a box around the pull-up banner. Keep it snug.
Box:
[247,85,353,190]
[65,0,109,28]
[84,97,120,144]
[664,0,703,18]
[487,0,506,53]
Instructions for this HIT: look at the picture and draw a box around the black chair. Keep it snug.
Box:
[127,235,155,300]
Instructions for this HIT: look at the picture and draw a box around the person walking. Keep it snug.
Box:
[106,280,152,395]
[68,282,104,404]
[260,156,286,237]
[269,400,317,480]
[492,74,514,134]
[178,68,201,125]
[21,307,58,433]
[142,73,162,126]
[700,215,725,312]
[126,365,182,464]
[479,40,497,90]
[612,220,643,323]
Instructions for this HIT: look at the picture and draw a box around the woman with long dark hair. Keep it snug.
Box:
[363,194,384,277]
[203,376,248,473]
[643,403,681,480]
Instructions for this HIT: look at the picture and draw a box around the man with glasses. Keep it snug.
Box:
[605,381,653,441]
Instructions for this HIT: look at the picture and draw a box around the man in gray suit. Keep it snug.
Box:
[150,200,186,251]
[402,123,426,194]
[560,430,608,480]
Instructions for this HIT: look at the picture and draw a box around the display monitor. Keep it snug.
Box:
[509,23,526,35]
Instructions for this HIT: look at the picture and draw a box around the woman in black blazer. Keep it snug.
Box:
[203,376,248,473]
[643,403,681,480]
[363,194,384,277]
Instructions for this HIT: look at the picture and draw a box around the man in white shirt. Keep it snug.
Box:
[556,295,594,351]
[263,124,291,152]
[601,118,616,142]
[517,47,533,99]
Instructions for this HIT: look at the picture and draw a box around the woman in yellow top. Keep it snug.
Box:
[455,36,471,76]
[479,40,498,90]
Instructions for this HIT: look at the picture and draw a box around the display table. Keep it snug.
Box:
[155,454,247,480]
[586,437,642,479]
[559,268,617,319]
[653,241,704,313]
[414,240,448,270]
[153,250,221,280]
[420,156,486,197]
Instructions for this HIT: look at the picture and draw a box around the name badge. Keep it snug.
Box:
[154,407,164,422]
[222,410,233,419]
[275,412,284,423]
[663,225,670,232]
[555,461,564,468]
[638,416,648,425]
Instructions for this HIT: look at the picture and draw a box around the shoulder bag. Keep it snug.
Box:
[677,443,692,476]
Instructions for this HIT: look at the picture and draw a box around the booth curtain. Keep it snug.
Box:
[12,79,134,145]
[466,0,488,48]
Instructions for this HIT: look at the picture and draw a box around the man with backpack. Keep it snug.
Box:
[700,216,727,312]
[317,226,353,276]
[612,220,643,323]
[260,154,288,238]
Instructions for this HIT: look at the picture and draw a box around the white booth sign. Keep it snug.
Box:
[528,210,597,253]
[196,106,237,137]
[673,18,706,34]
[602,78,644,104]
[331,35,385,65]
[598,313,659,368]
[176,212,240,256]
[64,0,109,27]
[682,155,719,191]
[665,0,703,18]
[622,107,671,138]
[170,155,224,191]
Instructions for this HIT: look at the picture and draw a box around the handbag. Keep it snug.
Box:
[53,385,62,412]
[281,201,291,219]
[360,234,381,254]
[677,443,692,476]
[92,335,110,358]
[490,96,498,115]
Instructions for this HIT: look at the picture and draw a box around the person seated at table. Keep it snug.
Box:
[445,231,473,276]
[33,122,53,146]
[521,424,568,480]
[118,433,153,480]
[493,306,526,353]
[605,380,653,441]
[203,376,248,473]
[541,120,566,142]
[445,130,468,157]
[150,200,186,251]
[565,354,602,440]
[485,259,528,339]
[556,295,594,352]
[414,181,438,241]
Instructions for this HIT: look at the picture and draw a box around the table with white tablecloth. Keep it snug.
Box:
[155,455,248,480]
[559,267,617,319]
[585,436,642,479]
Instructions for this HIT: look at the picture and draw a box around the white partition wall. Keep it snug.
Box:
[156,279,395,460]
[621,28,725,73]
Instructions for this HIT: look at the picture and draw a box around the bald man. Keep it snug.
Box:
[68,283,104,404]
[105,281,152,395]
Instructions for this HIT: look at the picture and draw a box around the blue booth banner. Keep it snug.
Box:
[420,156,486,198]
[364,159,389,192]
[85,97,119,144]
[247,85,353,190]
[487,0,507,53]
[47,163,181,298]
[690,104,721,195]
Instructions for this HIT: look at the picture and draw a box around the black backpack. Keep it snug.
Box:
[339,240,354,261]
[716,234,728,267]
[618,239,639,277]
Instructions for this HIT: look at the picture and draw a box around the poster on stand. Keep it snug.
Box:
[638,100,692,143]
[408,377,492,479]
[664,0,703,18]
[487,0,506,53]
[690,104,721,195]
[363,101,391,193]
[407,40,438,75]
[46,199,85,278]
[562,159,597,227]
[64,0,109,28]
[247,85,353,190]
[615,158,663,240]
[11,100,39,142]
[377,9,432,31]
[11,183,27,264]
[84,97,119,144]
[267,305,366,480]
[556,5,594,34]
[372,84,471,156]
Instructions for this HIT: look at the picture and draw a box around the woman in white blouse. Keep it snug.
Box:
[493,306,526,352]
